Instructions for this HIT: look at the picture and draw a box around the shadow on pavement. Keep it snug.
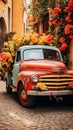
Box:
[2,91,73,110]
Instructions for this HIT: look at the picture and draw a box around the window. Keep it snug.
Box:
[24,49,44,60]
[23,48,61,61]
[43,49,61,61]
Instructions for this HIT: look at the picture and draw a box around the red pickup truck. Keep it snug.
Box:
[6,45,73,107]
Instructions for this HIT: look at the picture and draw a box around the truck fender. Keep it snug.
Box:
[16,72,28,91]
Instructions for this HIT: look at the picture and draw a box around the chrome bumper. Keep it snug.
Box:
[27,90,73,96]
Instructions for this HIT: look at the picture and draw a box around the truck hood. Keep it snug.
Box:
[20,60,67,74]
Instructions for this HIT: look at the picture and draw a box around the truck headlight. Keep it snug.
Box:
[32,75,38,83]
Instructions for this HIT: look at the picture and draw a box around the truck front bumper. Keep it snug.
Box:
[27,90,73,96]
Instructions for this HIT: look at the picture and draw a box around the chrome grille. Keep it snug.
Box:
[39,75,73,89]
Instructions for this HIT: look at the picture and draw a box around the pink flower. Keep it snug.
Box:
[53,7,62,15]
[59,38,65,43]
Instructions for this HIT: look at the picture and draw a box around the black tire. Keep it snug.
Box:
[6,82,12,94]
[18,83,35,108]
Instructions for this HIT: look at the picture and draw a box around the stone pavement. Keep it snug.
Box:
[0,81,73,130]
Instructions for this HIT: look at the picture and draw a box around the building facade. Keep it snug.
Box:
[0,0,12,37]
[0,0,27,51]
[12,0,27,35]
[0,0,12,52]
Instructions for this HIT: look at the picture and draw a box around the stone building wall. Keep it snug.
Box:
[0,0,12,33]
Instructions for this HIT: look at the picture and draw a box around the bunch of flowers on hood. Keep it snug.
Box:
[33,82,48,91]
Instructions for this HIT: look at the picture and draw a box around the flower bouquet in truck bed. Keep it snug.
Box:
[0,31,53,74]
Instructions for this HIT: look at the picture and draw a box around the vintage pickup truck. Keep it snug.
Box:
[6,45,73,107]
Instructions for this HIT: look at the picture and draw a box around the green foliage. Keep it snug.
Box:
[29,0,49,22]
[28,0,73,67]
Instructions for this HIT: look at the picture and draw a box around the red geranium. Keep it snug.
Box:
[59,38,65,43]
[57,22,62,26]
[69,35,73,39]
[68,0,73,11]
[59,43,67,51]
[46,34,52,43]
[64,7,69,13]
[65,16,72,23]
[64,24,71,35]
[53,7,62,15]
[52,20,57,25]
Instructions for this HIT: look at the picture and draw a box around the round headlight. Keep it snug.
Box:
[32,75,38,83]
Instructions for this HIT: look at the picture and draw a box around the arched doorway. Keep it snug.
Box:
[0,17,7,52]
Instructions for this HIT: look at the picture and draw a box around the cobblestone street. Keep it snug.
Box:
[0,81,73,130]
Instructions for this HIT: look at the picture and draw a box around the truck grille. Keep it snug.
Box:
[39,75,73,90]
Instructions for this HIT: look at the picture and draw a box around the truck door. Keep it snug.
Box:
[13,51,21,87]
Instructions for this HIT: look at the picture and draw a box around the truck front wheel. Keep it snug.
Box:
[18,83,35,108]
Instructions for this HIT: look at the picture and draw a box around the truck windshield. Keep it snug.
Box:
[23,48,61,61]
